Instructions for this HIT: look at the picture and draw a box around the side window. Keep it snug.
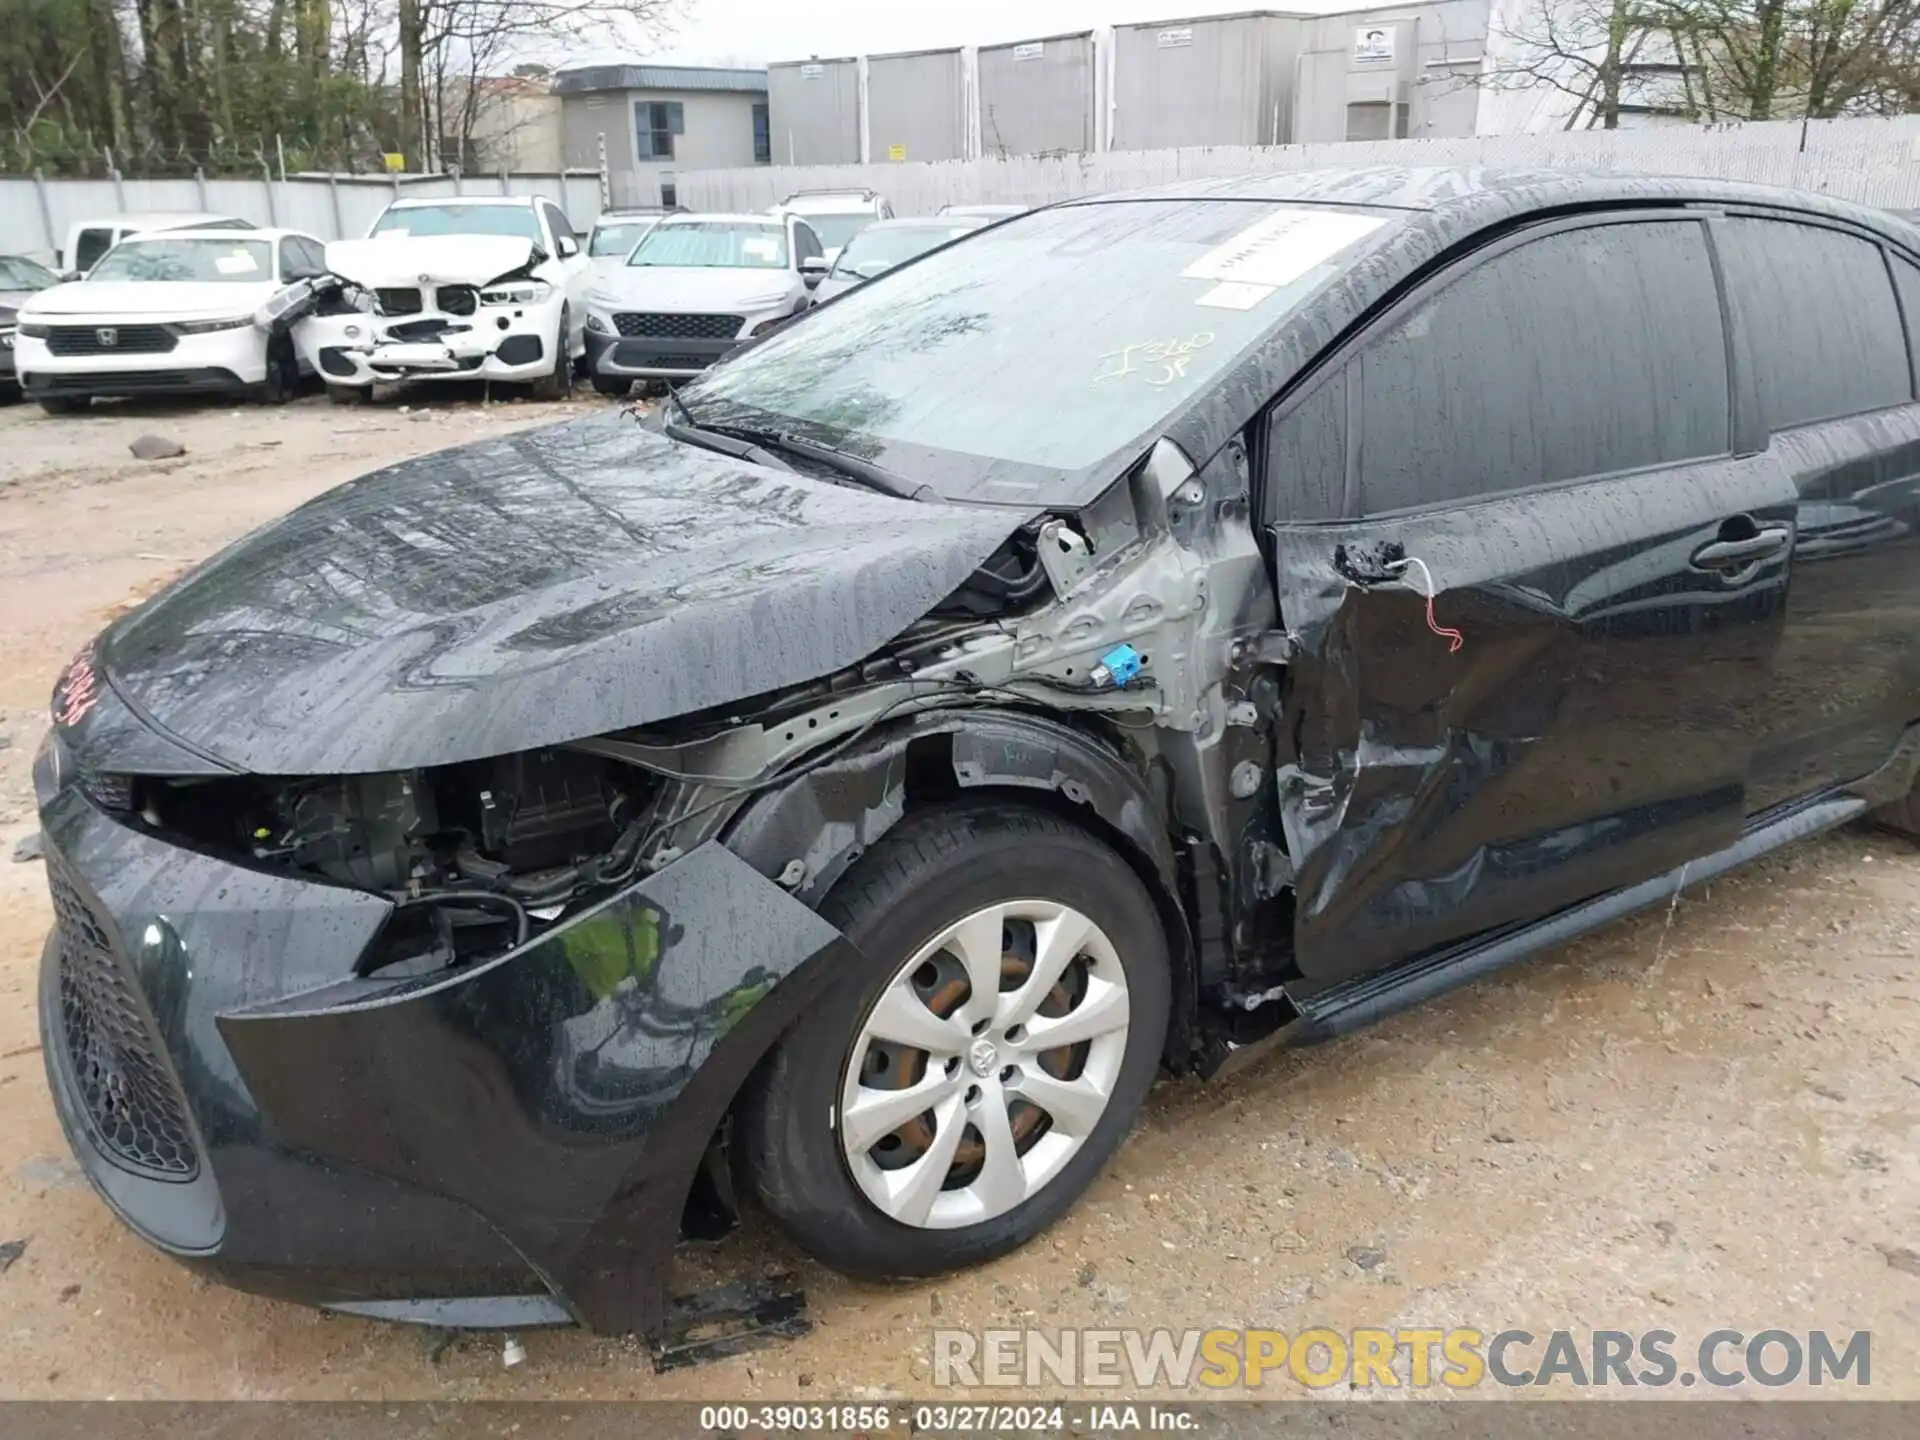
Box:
[277,237,300,278]
[635,100,685,160]
[753,102,772,165]
[74,227,115,271]
[1356,220,1729,514]
[542,202,577,249]
[1716,217,1909,429]
[1263,370,1347,523]
[1891,254,1920,398]
[302,237,330,274]
[793,222,822,263]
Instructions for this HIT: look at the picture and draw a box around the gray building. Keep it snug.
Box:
[867,48,969,164]
[767,57,862,166]
[1292,2,1491,143]
[1109,11,1300,151]
[555,64,769,209]
[977,31,1097,157]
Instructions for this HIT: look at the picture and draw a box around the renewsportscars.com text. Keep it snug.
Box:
[932,1327,1872,1390]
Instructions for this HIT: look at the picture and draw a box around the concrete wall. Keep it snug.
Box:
[0,172,607,261]
[674,113,1920,217]
[867,48,969,163]
[978,32,1097,157]
[1293,1,1491,144]
[563,88,765,209]
[1109,12,1295,151]
[767,58,862,166]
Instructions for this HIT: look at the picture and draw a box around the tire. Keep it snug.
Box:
[324,383,366,406]
[253,335,299,404]
[36,394,90,415]
[530,307,572,401]
[591,373,630,398]
[737,801,1170,1279]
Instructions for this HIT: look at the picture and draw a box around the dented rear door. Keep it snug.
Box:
[1265,212,1797,983]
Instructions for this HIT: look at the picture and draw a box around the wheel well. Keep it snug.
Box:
[685,749,1199,1241]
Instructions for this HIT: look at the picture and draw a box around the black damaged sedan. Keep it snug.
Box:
[35,168,1920,1340]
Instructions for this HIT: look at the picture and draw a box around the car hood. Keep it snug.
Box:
[92,412,1026,775]
[24,280,275,318]
[326,235,541,288]
[593,266,796,311]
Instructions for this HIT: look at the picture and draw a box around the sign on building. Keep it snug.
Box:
[1156,28,1193,49]
[1354,26,1395,63]
[1012,42,1045,62]
[800,62,825,79]
[887,143,907,161]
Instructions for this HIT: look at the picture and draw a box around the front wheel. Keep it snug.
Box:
[529,306,573,401]
[324,383,366,406]
[737,802,1170,1278]
[591,373,630,398]
[36,394,91,415]
[253,334,300,404]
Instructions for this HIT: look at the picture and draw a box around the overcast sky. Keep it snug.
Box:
[605,0,1356,69]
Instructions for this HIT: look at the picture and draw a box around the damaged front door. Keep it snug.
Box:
[1264,212,1797,983]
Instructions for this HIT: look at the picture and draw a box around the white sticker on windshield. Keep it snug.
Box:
[1195,280,1277,311]
[1181,210,1384,291]
[214,251,261,275]
[742,237,778,259]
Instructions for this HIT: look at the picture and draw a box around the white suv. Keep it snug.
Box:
[294,195,590,402]
[770,188,893,263]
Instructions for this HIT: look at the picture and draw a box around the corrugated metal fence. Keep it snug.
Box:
[680,115,1920,216]
[0,170,608,262]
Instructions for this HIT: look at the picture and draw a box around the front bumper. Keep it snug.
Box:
[14,329,266,393]
[584,328,740,380]
[36,777,851,1335]
[297,298,559,388]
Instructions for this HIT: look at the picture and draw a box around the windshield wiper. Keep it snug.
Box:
[660,383,794,472]
[695,420,937,503]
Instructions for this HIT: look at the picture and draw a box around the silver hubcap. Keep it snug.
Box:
[838,899,1131,1230]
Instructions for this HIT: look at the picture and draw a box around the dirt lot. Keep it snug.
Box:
[0,391,1915,1403]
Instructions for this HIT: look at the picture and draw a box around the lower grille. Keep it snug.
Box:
[48,860,198,1178]
[47,324,177,357]
[375,287,425,316]
[612,311,741,339]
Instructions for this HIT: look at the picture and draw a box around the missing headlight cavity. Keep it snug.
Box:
[142,750,660,977]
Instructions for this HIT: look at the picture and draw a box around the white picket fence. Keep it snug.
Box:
[678,114,1920,217]
[0,170,609,263]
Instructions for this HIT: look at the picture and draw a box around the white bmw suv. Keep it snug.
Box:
[293,195,591,402]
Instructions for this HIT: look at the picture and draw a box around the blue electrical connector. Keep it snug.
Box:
[1090,643,1143,688]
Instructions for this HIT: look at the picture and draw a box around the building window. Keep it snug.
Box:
[635,99,685,160]
[752,102,771,164]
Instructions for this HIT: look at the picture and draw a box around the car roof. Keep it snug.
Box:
[854,217,984,234]
[1076,164,1907,236]
[778,193,882,212]
[661,212,784,226]
[113,227,301,242]
[386,194,543,208]
[78,211,250,229]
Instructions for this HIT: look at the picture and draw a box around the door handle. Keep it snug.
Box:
[1691,525,1790,572]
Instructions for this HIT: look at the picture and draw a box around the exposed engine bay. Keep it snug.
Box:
[142,750,654,977]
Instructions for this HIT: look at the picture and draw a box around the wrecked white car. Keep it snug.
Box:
[289,196,589,402]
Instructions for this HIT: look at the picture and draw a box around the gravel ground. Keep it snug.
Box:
[0,389,1914,1403]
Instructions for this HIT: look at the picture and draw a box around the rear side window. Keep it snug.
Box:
[1715,217,1908,429]
[1356,220,1730,514]
[74,228,115,271]
[1892,254,1920,396]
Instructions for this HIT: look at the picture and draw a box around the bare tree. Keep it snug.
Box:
[1479,0,1683,128]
